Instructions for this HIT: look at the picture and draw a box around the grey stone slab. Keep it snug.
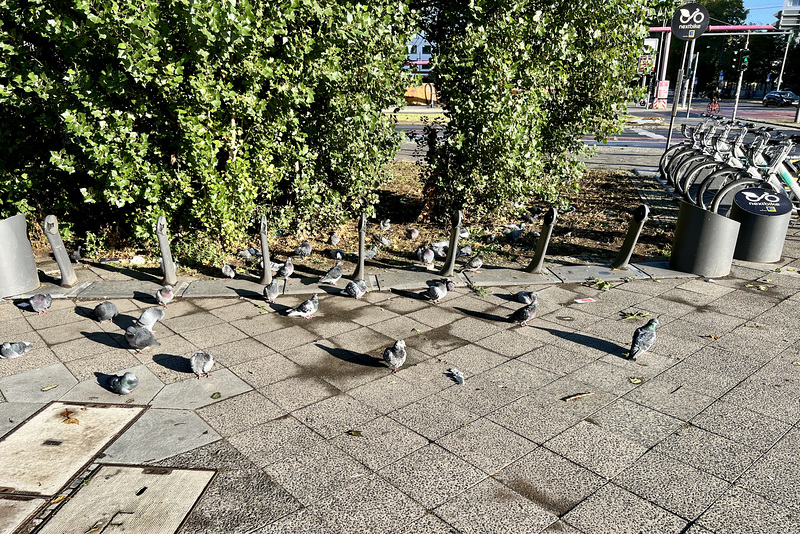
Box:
[258,508,334,534]
[632,260,698,280]
[327,326,395,354]
[737,455,800,514]
[404,326,470,358]
[549,264,648,284]
[196,390,285,437]
[74,280,164,299]
[518,343,597,376]
[445,315,510,343]
[38,319,104,346]
[293,394,381,439]
[160,311,224,333]
[63,349,143,383]
[229,352,302,389]
[0,363,78,403]
[691,400,792,451]
[205,337,274,368]
[101,408,220,464]
[764,427,800,465]
[563,483,687,534]
[536,376,619,418]
[388,513,458,534]
[259,375,341,412]
[227,415,327,468]
[587,398,683,448]
[624,379,716,421]
[0,344,60,380]
[566,360,642,396]
[347,373,437,415]
[367,315,431,341]
[206,300,265,323]
[179,321,249,349]
[255,325,321,352]
[389,393,479,441]
[545,421,647,479]
[0,402,45,438]
[696,485,800,533]
[375,268,467,291]
[474,329,545,357]
[150,368,252,409]
[330,415,429,471]
[50,332,127,363]
[281,340,391,393]
[436,418,537,474]
[720,373,800,424]
[435,477,557,533]
[437,343,508,375]
[378,443,487,509]
[487,394,582,445]
[461,266,559,286]
[494,447,605,518]
[180,278,262,298]
[60,364,164,404]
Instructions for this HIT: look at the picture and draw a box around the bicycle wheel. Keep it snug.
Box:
[658,142,691,185]
[681,160,724,203]
[696,167,747,210]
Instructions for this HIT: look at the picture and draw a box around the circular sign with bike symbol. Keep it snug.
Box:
[671,3,710,41]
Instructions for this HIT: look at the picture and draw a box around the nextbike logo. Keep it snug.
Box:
[742,191,782,204]
[679,8,706,25]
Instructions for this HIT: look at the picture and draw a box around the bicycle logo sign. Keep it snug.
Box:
[735,188,793,216]
[742,191,782,204]
[671,3,710,41]
[679,8,705,24]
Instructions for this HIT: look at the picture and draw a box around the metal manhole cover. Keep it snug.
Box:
[37,465,215,534]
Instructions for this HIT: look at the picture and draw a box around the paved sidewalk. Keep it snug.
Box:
[3,215,800,532]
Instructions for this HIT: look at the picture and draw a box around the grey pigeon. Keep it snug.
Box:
[628,318,659,361]
[383,339,407,373]
[422,247,435,265]
[156,285,174,308]
[249,247,262,257]
[406,227,419,240]
[510,297,539,327]
[287,293,319,319]
[427,279,455,304]
[277,257,294,279]
[222,263,236,279]
[237,249,252,260]
[30,294,52,315]
[294,240,312,258]
[320,262,344,285]
[363,246,378,260]
[93,301,119,323]
[516,290,535,305]
[342,279,367,299]
[431,242,448,259]
[448,368,465,385]
[136,307,165,331]
[373,234,391,247]
[329,232,340,246]
[459,228,470,239]
[190,351,214,378]
[263,259,283,271]
[1,341,33,359]
[380,219,391,231]
[108,372,139,395]
[328,248,345,260]
[457,245,472,258]
[504,224,526,242]
[263,279,279,303]
[70,246,82,263]
[461,252,483,273]
[125,325,161,353]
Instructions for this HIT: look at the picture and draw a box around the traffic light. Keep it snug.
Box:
[741,49,750,71]
[731,50,739,71]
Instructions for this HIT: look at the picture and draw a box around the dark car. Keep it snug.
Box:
[763,91,800,107]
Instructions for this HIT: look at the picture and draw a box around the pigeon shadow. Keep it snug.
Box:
[94,371,117,392]
[152,353,192,373]
[454,307,509,323]
[74,305,96,320]
[227,286,262,299]
[81,331,126,349]
[318,285,344,295]
[90,262,163,282]
[315,343,385,368]
[390,288,430,301]
[496,293,522,302]
[133,290,157,304]
[269,302,293,314]
[535,326,625,356]
[113,314,138,330]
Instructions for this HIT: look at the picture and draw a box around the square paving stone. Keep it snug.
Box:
[587,398,683,448]
[330,415,429,471]
[348,373,437,414]
[518,344,597,376]
[300,316,364,339]
[179,321,249,349]
[494,447,605,517]
[293,394,381,439]
[259,508,335,534]
[614,450,730,520]
[435,477,557,533]
[405,305,464,329]
[0,363,78,403]
[63,349,142,382]
[475,330,545,358]
[624,379,716,421]
[208,300,266,322]
[404,327,469,358]
[0,344,60,380]
[368,315,431,341]
[161,311,224,333]
[23,307,85,330]
[390,357,457,392]
[227,415,327,468]
[720,374,800,424]
[377,294,432,314]
[487,394,582,445]
[348,304,399,326]
[436,418,537,474]
[229,310,292,337]
[229,353,303,389]
[149,368,252,409]
[633,295,699,318]
[281,340,390,392]
[255,325,322,353]
[691,400,792,451]
[205,337,274,368]
[51,332,126,362]
[696,486,800,533]
[196,390,285,437]
[388,513,460,534]
[60,364,163,404]
[539,307,604,331]
[259,375,341,412]
[736,455,800,513]
[0,402,46,438]
[437,344,508,375]
[563,483,687,534]
[764,427,800,465]
[566,360,641,395]
[545,421,648,479]
[537,377,619,419]
[38,319,104,346]
[327,326,394,354]
[446,316,509,342]
[389,393,479,441]
[378,444,487,509]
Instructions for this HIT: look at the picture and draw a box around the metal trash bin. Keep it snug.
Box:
[0,213,40,298]
[670,201,741,277]
[728,188,792,263]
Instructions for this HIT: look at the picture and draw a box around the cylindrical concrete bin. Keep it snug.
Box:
[670,201,741,278]
[728,188,792,263]
[0,214,40,298]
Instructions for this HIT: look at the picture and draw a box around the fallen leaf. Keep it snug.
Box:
[41,385,58,392]
[60,409,74,418]
[345,430,363,437]
[745,284,755,288]
[51,495,70,504]
[792,362,800,366]
[706,334,720,340]
[211,392,221,399]
[628,377,642,384]
[562,392,595,402]
[63,417,79,425]
[758,286,768,291]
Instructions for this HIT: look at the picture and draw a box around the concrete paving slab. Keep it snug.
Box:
[0,402,145,496]
[0,496,47,534]
[549,264,649,283]
[696,485,800,533]
[461,265,559,286]
[59,364,164,405]
[0,402,45,438]
[101,408,220,464]
[181,278,263,298]
[632,260,697,279]
[293,394,381,439]
[37,464,214,534]
[149,368,252,410]
[375,269,468,291]
[75,280,163,300]
[329,415,428,471]
[195,391,284,437]
[0,363,78,403]
[226,415,327,468]
[436,418,536,474]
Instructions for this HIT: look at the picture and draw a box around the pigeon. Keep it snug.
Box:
[287,293,319,319]
[505,227,525,242]
[456,245,472,258]
[373,234,391,247]
[328,248,345,260]
[125,325,161,353]
[136,307,165,331]
[628,318,659,361]
[222,263,236,279]
[156,285,174,308]
[1,342,33,359]
[427,279,455,304]
[108,372,139,395]
[482,233,498,245]
[380,219,391,231]
[516,290,535,305]
[93,301,119,323]
[510,298,539,327]
[30,294,52,315]
[431,241,449,258]
[277,257,294,279]
[237,249,252,260]
[320,262,344,285]
[406,227,419,240]
[329,232,340,246]
[263,259,283,271]
[70,246,82,263]
[459,228,470,239]
[461,252,484,273]
[363,246,378,260]
[422,247,435,266]
[448,368,465,385]
[342,279,367,299]
[190,351,214,378]
[249,247,262,257]
[263,279,279,303]
[294,240,312,258]
[383,339,407,373]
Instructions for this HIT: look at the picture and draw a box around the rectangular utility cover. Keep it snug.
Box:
[37,465,215,534]
[0,402,144,496]
[0,496,46,534]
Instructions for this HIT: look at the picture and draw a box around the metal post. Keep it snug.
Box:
[352,214,367,280]
[665,68,684,152]
[777,31,792,91]
[686,52,700,118]
[525,208,558,274]
[611,205,650,270]
[42,215,78,288]
[732,33,750,122]
[660,30,672,83]
[259,215,272,285]
[156,216,178,286]
[438,210,463,277]
[680,40,694,108]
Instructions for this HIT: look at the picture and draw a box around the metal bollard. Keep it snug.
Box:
[610,205,650,270]
[43,215,78,288]
[156,216,178,286]
[352,214,367,281]
[439,210,463,277]
[525,208,558,274]
[259,215,272,285]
